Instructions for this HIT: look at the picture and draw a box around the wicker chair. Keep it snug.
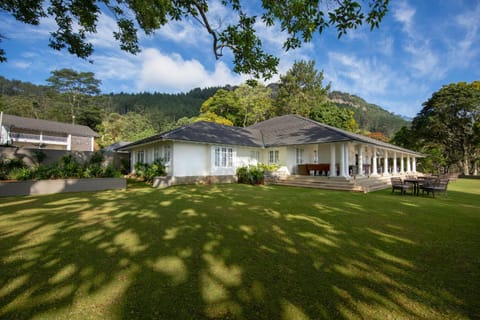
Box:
[391,177,413,195]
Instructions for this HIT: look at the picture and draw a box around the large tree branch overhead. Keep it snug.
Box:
[0,0,389,79]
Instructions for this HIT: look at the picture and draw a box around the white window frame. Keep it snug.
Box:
[214,145,234,168]
[296,148,304,164]
[269,150,279,164]
[136,150,145,163]
[163,144,171,163]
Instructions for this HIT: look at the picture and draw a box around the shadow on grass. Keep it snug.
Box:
[0,180,479,319]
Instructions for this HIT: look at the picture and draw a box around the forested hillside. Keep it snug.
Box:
[1,73,409,147]
[328,91,409,137]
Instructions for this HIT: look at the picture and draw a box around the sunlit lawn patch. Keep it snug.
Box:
[1,179,479,319]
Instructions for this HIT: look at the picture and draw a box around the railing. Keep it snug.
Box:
[11,132,68,144]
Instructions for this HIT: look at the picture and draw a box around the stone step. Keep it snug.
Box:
[274,174,394,193]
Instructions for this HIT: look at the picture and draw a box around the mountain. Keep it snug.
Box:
[328,91,410,137]
[0,75,408,137]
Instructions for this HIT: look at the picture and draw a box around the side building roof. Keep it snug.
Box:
[1,113,99,137]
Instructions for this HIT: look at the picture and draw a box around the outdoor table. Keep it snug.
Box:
[404,178,420,196]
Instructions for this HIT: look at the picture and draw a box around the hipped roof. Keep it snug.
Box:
[119,114,422,156]
[1,113,99,137]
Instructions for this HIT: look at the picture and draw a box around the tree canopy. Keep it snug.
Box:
[392,81,480,175]
[1,0,389,78]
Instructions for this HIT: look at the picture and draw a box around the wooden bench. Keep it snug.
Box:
[422,178,449,198]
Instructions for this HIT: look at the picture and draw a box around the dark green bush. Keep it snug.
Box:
[1,152,121,180]
[237,165,265,185]
[8,167,34,180]
[134,159,166,183]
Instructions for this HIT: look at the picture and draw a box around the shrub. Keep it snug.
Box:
[8,167,34,180]
[1,158,26,180]
[101,165,119,178]
[59,154,82,178]
[237,165,265,185]
[134,159,166,183]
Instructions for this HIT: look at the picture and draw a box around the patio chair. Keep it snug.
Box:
[422,178,449,198]
[391,177,413,195]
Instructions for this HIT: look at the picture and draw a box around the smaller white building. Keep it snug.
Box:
[0,112,98,151]
[118,115,423,185]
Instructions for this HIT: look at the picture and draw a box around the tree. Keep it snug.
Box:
[200,89,241,125]
[98,112,156,146]
[276,60,331,117]
[1,0,389,78]
[46,69,101,123]
[201,83,274,127]
[310,102,359,132]
[411,81,480,175]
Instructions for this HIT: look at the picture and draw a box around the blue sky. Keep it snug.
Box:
[1,0,479,118]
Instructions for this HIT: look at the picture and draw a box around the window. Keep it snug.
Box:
[269,150,279,164]
[163,144,171,163]
[136,150,145,163]
[250,150,260,163]
[214,146,234,168]
[296,148,304,164]
[154,145,161,161]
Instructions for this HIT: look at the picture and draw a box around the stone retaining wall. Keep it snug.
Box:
[0,178,126,197]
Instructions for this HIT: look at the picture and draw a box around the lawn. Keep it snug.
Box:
[0,179,479,319]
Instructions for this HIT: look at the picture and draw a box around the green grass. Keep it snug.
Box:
[1,179,479,319]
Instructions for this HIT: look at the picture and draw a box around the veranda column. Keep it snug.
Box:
[344,143,350,177]
[384,150,389,175]
[400,154,404,174]
[340,143,346,177]
[393,151,397,174]
[372,147,378,175]
[412,157,417,173]
[358,144,364,176]
[407,156,411,173]
[330,143,336,177]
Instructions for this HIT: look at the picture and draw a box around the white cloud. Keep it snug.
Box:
[393,1,416,36]
[326,52,392,95]
[136,48,246,92]
[11,61,31,69]
[450,3,480,69]
[404,43,445,79]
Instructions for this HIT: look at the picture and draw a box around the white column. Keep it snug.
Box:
[407,156,411,173]
[67,134,72,151]
[412,157,417,173]
[90,137,94,152]
[344,143,350,177]
[401,155,405,174]
[340,143,346,177]
[393,152,397,174]
[372,147,378,175]
[39,132,43,146]
[329,143,336,177]
[384,150,389,175]
[358,144,364,176]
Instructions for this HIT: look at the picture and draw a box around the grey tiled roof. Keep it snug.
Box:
[250,115,422,155]
[1,113,99,137]
[120,121,263,149]
[119,115,422,156]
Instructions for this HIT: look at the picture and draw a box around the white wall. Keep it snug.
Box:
[318,144,331,163]
[173,142,210,177]
[236,147,261,167]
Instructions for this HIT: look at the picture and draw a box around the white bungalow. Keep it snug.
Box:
[118,115,422,190]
